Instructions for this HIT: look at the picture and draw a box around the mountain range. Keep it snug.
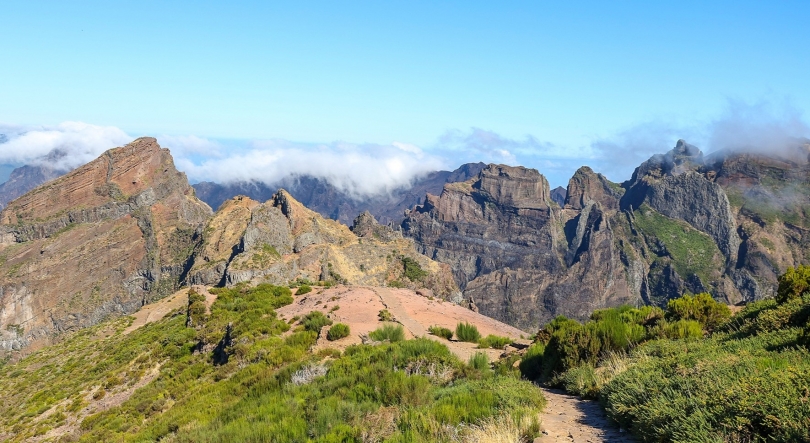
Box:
[2,137,810,352]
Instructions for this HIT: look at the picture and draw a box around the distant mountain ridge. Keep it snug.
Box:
[192,162,486,225]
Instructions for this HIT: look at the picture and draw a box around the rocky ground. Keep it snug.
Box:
[539,389,635,442]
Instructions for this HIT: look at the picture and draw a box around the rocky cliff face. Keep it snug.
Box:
[187,190,458,297]
[402,164,636,330]
[0,138,212,353]
[402,141,810,330]
[192,163,486,225]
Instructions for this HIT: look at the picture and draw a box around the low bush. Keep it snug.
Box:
[296,284,312,295]
[378,309,393,322]
[369,324,405,342]
[326,323,350,341]
[648,319,703,339]
[455,322,481,343]
[478,334,511,349]
[776,264,810,303]
[402,256,428,282]
[665,292,730,331]
[302,311,332,333]
[468,352,489,371]
[428,325,453,340]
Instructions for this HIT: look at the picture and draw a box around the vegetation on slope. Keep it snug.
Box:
[0,283,544,442]
[520,267,810,442]
[633,205,723,287]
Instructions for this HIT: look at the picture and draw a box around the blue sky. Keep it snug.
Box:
[1,1,809,190]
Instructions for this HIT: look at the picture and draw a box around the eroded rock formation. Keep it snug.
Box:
[187,191,459,298]
[403,140,810,330]
[0,138,212,352]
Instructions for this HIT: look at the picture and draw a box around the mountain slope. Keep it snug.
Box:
[0,164,67,210]
[0,138,212,354]
[187,191,459,298]
[0,283,544,442]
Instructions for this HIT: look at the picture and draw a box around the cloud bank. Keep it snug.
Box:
[588,98,810,183]
[173,139,446,199]
[0,123,449,199]
[0,122,132,171]
[707,99,810,157]
[2,98,808,195]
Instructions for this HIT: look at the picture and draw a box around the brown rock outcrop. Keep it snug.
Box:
[0,138,212,353]
[187,190,459,298]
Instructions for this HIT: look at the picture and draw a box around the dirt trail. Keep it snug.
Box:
[539,388,634,442]
[372,287,430,337]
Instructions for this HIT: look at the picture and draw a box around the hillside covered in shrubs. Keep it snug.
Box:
[519,266,810,442]
[0,283,544,442]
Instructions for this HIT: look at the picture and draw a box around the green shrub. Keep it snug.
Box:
[601,330,810,442]
[560,364,599,399]
[402,256,428,282]
[369,324,405,342]
[478,335,512,349]
[302,311,332,333]
[468,352,489,371]
[666,292,730,331]
[428,325,453,340]
[296,284,312,295]
[387,280,405,288]
[378,309,393,322]
[186,289,207,327]
[455,322,481,343]
[326,323,350,341]
[777,265,810,304]
[659,319,703,339]
[518,343,545,381]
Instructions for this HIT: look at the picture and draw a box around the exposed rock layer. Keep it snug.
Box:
[0,138,212,353]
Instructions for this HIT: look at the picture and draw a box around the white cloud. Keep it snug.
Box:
[4,99,808,198]
[588,120,691,182]
[706,98,810,157]
[176,138,447,199]
[587,98,810,183]
[0,122,132,171]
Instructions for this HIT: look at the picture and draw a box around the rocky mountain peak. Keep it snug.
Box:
[673,139,702,158]
[564,166,622,211]
[1,137,202,227]
[351,210,399,241]
[0,138,212,353]
[630,140,705,184]
[476,164,551,209]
